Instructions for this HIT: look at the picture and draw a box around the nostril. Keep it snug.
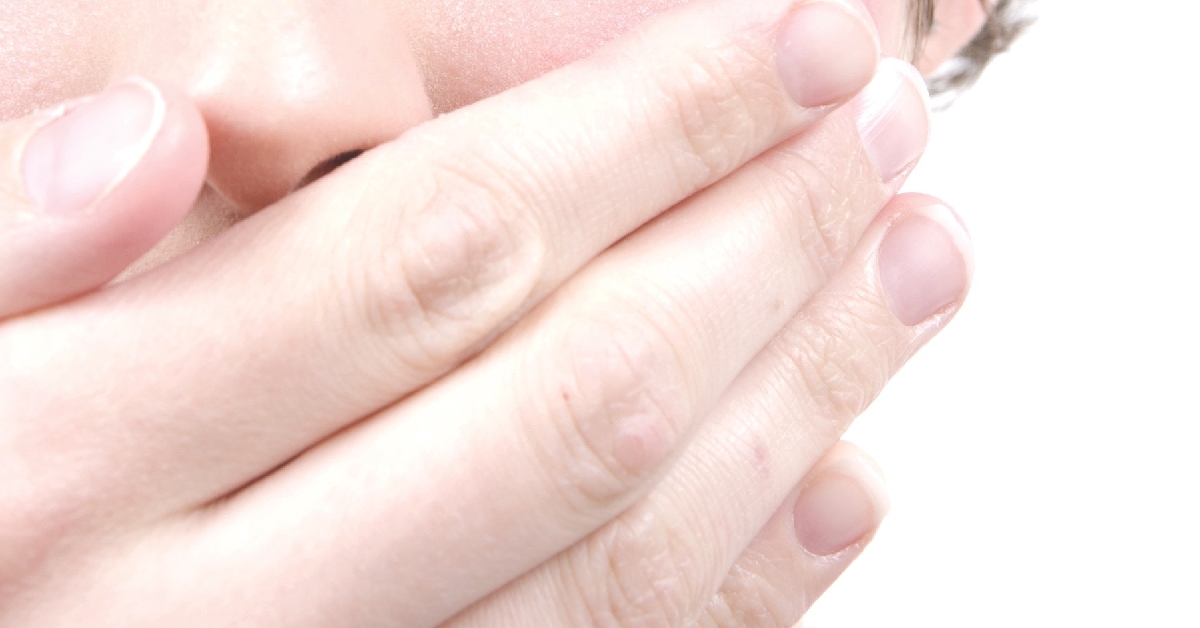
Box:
[295,149,365,191]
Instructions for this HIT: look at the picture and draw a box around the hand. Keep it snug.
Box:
[0,0,971,625]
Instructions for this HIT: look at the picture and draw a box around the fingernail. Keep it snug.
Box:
[878,204,974,326]
[21,78,164,216]
[793,458,890,556]
[852,59,930,181]
[776,0,880,108]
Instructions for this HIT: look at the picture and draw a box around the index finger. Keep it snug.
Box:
[2,0,884,521]
[331,0,884,387]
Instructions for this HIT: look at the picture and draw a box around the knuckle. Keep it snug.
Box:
[774,303,898,429]
[533,313,692,516]
[432,114,576,220]
[799,153,875,270]
[357,168,544,369]
[640,36,784,187]
[760,140,873,277]
[567,513,697,628]
[704,559,803,628]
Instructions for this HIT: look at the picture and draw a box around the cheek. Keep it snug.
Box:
[416,0,689,113]
[860,0,911,58]
[419,0,919,114]
[0,3,119,121]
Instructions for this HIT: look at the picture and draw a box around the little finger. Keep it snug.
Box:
[173,64,932,628]
[449,194,971,627]
[694,441,888,628]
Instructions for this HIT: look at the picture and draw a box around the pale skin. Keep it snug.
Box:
[0,0,987,625]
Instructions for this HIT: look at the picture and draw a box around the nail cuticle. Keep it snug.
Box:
[20,77,166,217]
[793,457,889,557]
[852,59,931,182]
[93,77,167,212]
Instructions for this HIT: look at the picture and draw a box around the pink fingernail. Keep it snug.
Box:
[776,0,880,108]
[793,459,890,556]
[878,205,974,326]
[21,78,164,216]
[852,59,930,181]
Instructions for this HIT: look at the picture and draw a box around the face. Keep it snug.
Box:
[0,0,986,271]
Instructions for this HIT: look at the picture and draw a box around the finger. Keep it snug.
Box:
[695,442,888,628]
[162,63,932,628]
[447,194,972,628]
[0,0,883,518]
[0,78,207,318]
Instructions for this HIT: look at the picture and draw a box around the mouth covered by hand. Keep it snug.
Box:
[0,0,972,625]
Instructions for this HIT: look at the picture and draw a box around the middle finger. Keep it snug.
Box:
[165,61,930,628]
[0,0,882,522]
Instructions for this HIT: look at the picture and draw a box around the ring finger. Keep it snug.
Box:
[153,63,932,628]
[446,193,973,627]
[0,0,886,524]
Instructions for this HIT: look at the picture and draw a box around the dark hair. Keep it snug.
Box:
[914,0,1034,97]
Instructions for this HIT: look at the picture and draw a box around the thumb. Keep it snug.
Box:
[0,77,207,318]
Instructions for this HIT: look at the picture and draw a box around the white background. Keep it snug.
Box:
[808,1,1200,625]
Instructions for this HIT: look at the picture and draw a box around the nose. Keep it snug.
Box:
[114,0,433,211]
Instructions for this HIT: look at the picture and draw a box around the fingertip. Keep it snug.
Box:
[0,78,209,317]
[877,194,974,327]
[776,0,882,108]
[701,440,890,628]
[100,77,209,246]
[821,441,891,522]
[793,442,890,557]
[851,59,931,182]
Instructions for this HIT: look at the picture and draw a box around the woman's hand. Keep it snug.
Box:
[0,0,970,625]
[0,78,208,317]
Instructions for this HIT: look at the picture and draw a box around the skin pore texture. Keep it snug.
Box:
[0,0,988,276]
